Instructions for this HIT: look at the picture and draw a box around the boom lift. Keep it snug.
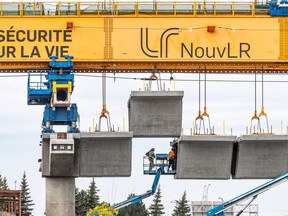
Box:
[206,172,288,216]
[92,154,175,216]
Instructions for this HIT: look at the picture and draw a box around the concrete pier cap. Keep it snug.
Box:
[41,133,80,177]
[80,131,133,177]
[128,91,184,137]
[233,134,288,179]
[175,135,236,179]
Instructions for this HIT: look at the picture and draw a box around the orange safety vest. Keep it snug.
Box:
[169,150,175,158]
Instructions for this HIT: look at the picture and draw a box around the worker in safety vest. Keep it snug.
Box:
[146,148,155,170]
[168,148,176,170]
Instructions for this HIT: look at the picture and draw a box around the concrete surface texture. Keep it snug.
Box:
[45,177,75,216]
[128,91,184,137]
[42,133,80,177]
[80,132,133,177]
[175,135,236,179]
[233,135,288,179]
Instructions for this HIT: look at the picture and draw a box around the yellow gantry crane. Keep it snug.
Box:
[0,1,288,74]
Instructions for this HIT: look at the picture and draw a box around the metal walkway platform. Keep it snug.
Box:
[143,170,177,175]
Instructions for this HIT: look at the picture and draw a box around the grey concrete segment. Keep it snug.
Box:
[46,177,75,216]
[175,135,236,179]
[233,135,288,179]
[80,132,133,177]
[128,91,184,137]
[42,133,80,177]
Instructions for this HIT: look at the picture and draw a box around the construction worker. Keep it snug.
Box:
[168,148,176,170]
[146,148,155,170]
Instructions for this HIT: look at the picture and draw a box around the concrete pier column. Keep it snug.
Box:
[46,177,75,216]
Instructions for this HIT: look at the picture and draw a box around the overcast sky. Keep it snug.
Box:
[1,72,288,216]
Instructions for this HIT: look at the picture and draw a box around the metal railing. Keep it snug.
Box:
[143,156,176,175]
[0,1,270,17]
[28,71,48,91]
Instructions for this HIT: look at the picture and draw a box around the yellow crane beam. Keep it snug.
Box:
[1,61,288,74]
[0,1,287,73]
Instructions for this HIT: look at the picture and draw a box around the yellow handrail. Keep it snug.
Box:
[0,1,270,17]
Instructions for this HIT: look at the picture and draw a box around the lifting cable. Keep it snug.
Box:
[258,67,270,133]
[4,73,288,84]
[250,71,260,134]
[158,70,163,91]
[98,69,113,132]
[201,68,213,135]
[194,72,204,134]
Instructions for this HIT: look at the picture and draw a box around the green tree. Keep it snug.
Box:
[0,173,9,212]
[118,193,148,216]
[172,191,191,216]
[149,185,165,216]
[86,178,100,211]
[20,172,34,215]
[75,188,88,216]
[0,174,9,190]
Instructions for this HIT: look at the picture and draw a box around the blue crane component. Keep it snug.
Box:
[143,153,176,175]
[206,172,288,216]
[113,166,163,210]
[27,55,79,133]
[93,165,164,216]
[268,0,288,16]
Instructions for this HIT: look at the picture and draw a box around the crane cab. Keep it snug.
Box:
[143,153,176,175]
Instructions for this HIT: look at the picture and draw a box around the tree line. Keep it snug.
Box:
[1,173,192,216]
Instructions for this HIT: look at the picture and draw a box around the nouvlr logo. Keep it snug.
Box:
[140,27,180,58]
[140,27,251,59]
